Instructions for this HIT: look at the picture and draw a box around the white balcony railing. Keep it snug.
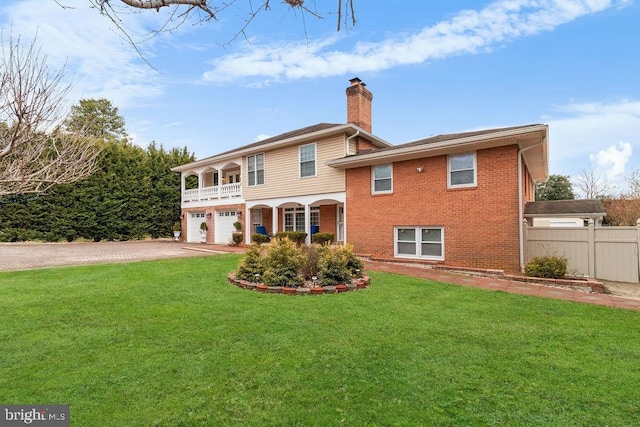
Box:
[182,183,242,203]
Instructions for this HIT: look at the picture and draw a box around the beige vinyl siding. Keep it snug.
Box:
[349,138,357,155]
[243,134,346,200]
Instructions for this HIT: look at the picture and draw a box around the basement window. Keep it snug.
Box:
[394,226,444,260]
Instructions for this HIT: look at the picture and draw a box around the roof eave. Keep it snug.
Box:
[171,124,391,172]
[524,212,606,218]
[327,124,549,170]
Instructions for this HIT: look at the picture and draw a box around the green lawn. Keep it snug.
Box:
[1,254,639,426]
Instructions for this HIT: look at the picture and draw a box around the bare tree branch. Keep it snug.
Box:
[118,0,217,18]
[0,34,101,196]
[573,169,615,199]
[84,0,356,48]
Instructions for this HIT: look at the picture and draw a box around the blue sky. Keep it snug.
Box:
[1,0,639,195]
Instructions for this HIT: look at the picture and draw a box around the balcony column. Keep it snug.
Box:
[180,173,185,202]
[272,206,278,236]
[304,204,311,244]
[245,209,251,245]
[198,172,204,200]
[343,200,347,243]
[217,169,223,199]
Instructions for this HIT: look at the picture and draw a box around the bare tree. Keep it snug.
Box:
[625,170,640,198]
[86,0,357,45]
[573,169,615,199]
[602,198,640,226]
[0,35,100,196]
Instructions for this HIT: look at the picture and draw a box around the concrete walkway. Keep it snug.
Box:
[1,241,638,311]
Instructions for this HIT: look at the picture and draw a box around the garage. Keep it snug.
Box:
[215,210,238,244]
[187,211,206,243]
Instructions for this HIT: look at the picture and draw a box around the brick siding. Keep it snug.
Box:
[346,145,526,273]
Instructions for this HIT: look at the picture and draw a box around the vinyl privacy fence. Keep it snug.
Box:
[523,221,640,283]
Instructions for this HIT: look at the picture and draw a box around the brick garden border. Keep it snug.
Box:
[228,272,370,295]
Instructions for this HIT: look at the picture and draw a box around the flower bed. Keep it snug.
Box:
[228,272,370,295]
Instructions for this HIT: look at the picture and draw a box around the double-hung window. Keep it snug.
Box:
[448,153,476,188]
[394,226,444,260]
[372,164,392,194]
[299,143,316,178]
[247,153,265,186]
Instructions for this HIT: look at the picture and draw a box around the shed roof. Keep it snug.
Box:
[524,199,606,217]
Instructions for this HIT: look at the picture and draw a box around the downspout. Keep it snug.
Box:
[346,130,360,155]
[518,136,547,272]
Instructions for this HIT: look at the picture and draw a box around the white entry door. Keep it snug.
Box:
[215,211,237,244]
[187,212,206,243]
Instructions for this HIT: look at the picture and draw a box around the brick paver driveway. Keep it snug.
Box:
[0,240,226,272]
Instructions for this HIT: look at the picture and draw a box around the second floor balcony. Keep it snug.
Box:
[182,182,242,203]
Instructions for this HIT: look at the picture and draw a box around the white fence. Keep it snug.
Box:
[523,221,640,283]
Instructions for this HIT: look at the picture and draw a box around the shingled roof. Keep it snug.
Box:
[524,199,606,217]
[212,123,343,158]
[345,124,545,156]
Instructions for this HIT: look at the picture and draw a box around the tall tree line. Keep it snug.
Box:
[0,99,195,242]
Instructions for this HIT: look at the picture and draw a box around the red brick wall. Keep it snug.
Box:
[319,205,337,237]
[261,208,273,235]
[356,137,377,153]
[346,145,523,273]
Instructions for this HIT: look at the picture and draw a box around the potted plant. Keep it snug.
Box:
[172,221,181,241]
[199,221,208,243]
[231,220,243,246]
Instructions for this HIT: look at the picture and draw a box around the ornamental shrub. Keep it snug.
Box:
[231,232,243,246]
[299,244,330,280]
[311,232,335,245]
[235,239,364,288]
[337,243,364,277]
[525,255,568,279]
[261,238,303,287]
[318,247,352,286]
[251,233,269,244]
[236,244,265,281]
[274,231,307,246]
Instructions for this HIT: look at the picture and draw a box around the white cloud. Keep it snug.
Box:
[202,0,627,84]
[546,99,640,193]
[255,134,271,141]
[547,100,640,165]
[590,141,633,180]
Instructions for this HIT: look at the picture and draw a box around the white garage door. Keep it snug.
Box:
[215,210,237,244]
[187,212,206,243]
